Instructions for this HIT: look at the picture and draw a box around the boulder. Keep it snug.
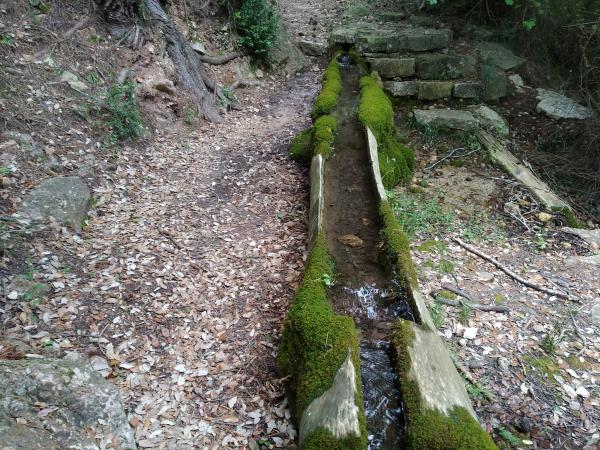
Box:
[536,89,593,120]
[476,41,526,71]
[415,53,473,80]
[508,74,526,91]
[384,80,417,97]
[16,177,90,229]
[416,81,453,100]
[367,57,415,79]
[414,109,478,131]
[269,24,308,75]
[59,71,88,91]
[469,105,509,136]
[2,131,44,161]
[0,357,135,450]
[480,64,507,102]
[298,39,328,56]
[452,81,481,99]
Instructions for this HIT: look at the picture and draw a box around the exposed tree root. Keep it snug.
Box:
[199,52,240,65]
[436,284,511,313]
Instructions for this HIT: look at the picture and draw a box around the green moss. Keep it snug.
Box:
[391,321,497,450]
[290,128,314,162]
[312,115,337,158]
[312,57,342,120]
[358,75,415,188]
[551,206,582,228]
[301,426,365,450]
[278,234,366,447]
[378,200,417,289]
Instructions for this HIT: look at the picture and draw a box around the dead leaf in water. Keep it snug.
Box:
[338,234,364,248]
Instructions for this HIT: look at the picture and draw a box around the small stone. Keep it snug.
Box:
[337,234,364,248]
[463,327,478,339]
[561,242,572,249]
[478,271,494,282]
[497,356,510,371]
[60,71,88,91]
[538,212,553,223]
[536,89,593,120]
[563,384,577,398]
[591,303,600,325]
[509,74,526,91]
[255,69,264,78]
[576,386,590,398]
[89,356,111,378]
[7,291,19,300]
[153,79,176,95]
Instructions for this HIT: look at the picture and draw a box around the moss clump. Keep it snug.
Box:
[290,128,314,162]
[312,115,337,158]
[378,200,417,289]
[312,57,342,120]
[358,75,415,188]
[391,321,498,450]
[301,426,366,450]
[551,206,582,228]
[278,234,366,448]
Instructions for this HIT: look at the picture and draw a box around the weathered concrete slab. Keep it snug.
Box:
[417,81,453,100]
[416,53,473,80]
[536,89,593,120]
[476,41,526,71]
[384,80,417,97]
[299,350,361,443]
[414,109,478,131]
[366,127,387,201]
[309,155,324,244]
[478,130,572,212]
[453,81,482,99]
[16,176,90,229]
[367,57,415,79]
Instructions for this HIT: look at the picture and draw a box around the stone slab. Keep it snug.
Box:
[536,89,593,120]
[417,81,453,100]
[384,80,417,97]
[469,104,509,136]
[298,39,328,56]
[16,176,90,230]
[453,81,482,99]
[416,53,472,80]
[309,155,324,244]
[414,109,479,131]
[299,351,361,443]
[367,57,415,79]
[561,227,600,247]
[476,41,526,71]
[480,64,507,102]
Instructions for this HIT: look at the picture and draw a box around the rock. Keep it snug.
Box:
[417,81,453,100]
[8,275,50,299]
[537,212,553,223]
[367,57,415,79]
[463,327,478,339]
[89,356,112,378]
[415,53,473,80]
[591,303,600,325]
[190,39,206,54]
[254,68,264,78]
[153,79,176,95]
[536,89,593,120]
[563,384,577,398]
[476,41,526,71]
[469,105,509,136]
[338,234,364,247]
[16,177,90,230]
[59,71,88,91]
[480,64,507,102]
[2,131,44,161]
[509,74,526,91]
[414,109,478,131]
[478,271,494,282]
[576,386,590,398]
[268,23,308,76]
[0,358,135,450]
[453,81,481,99]
[298,39,327,56]
[561,227,600,247]
[383,80,417,97]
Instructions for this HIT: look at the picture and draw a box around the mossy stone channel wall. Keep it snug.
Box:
[280,54,367,449]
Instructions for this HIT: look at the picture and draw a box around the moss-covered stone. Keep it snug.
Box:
[313,115,337,158]
[358,75,415,188]
[312,57,342,120]
[301,426,366,450]
[391,321,498,450]
[278,235,366,448]
[290,128,314,162]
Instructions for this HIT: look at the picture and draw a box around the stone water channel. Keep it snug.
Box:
[324,58,414,448]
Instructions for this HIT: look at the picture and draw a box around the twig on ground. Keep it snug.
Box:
[437,284,510,312]
[452,237,579,302]
[425,147,465,171]
[158,227,183,249]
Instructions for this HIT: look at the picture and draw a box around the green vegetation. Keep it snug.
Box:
[524,354,559,382]
[289,128,314,162]
[551,206,582,229]
[391,321,497,449]
[429,297,445,329]
[540,323,564,355]
[497,425,523,447]
[312,57,342,120]
[312,115,337,158]
[390,191,453,238]
[234,0,278,61]
[358,75,414,188]
[105,81,143,142]
[278,234,366,448]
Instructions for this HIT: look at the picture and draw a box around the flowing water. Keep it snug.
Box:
[324,58,414,448]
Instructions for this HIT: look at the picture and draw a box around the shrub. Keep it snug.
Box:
[311,57,342,120]
[234,0,278,61]
[105,80,143,142]
[358,75,415,188]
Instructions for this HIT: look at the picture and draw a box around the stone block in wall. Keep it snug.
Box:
[383,81,417,97]
[368,57,415,79]
[453,81,482,99]
[480,64,507,102]
[416,81,453,100]
[415,53,472,80]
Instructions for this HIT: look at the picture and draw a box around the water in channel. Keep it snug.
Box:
[324,56,415,449]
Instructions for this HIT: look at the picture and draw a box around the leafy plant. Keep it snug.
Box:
[534,232,548,251]
[466,377,491,401]
[438,258,455,274]
[1,34,13,46]
[430,297,445,328]
[390,191,454,238]
[497,425,522,447]
[104,80,143,142]
[540,323,564,355]
[0,165,10,176]
[458,303,472,325]
[234,0,278,61]
[26,257,36,281]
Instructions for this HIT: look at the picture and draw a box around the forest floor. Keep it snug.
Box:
[1,0,599,449]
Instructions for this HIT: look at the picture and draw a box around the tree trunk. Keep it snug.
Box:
[96,0,222,122]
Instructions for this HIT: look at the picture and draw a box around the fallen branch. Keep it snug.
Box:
[452,237,578,302]
[229,79,263,90]
[438,284,510,313]
[199,52,239,65]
